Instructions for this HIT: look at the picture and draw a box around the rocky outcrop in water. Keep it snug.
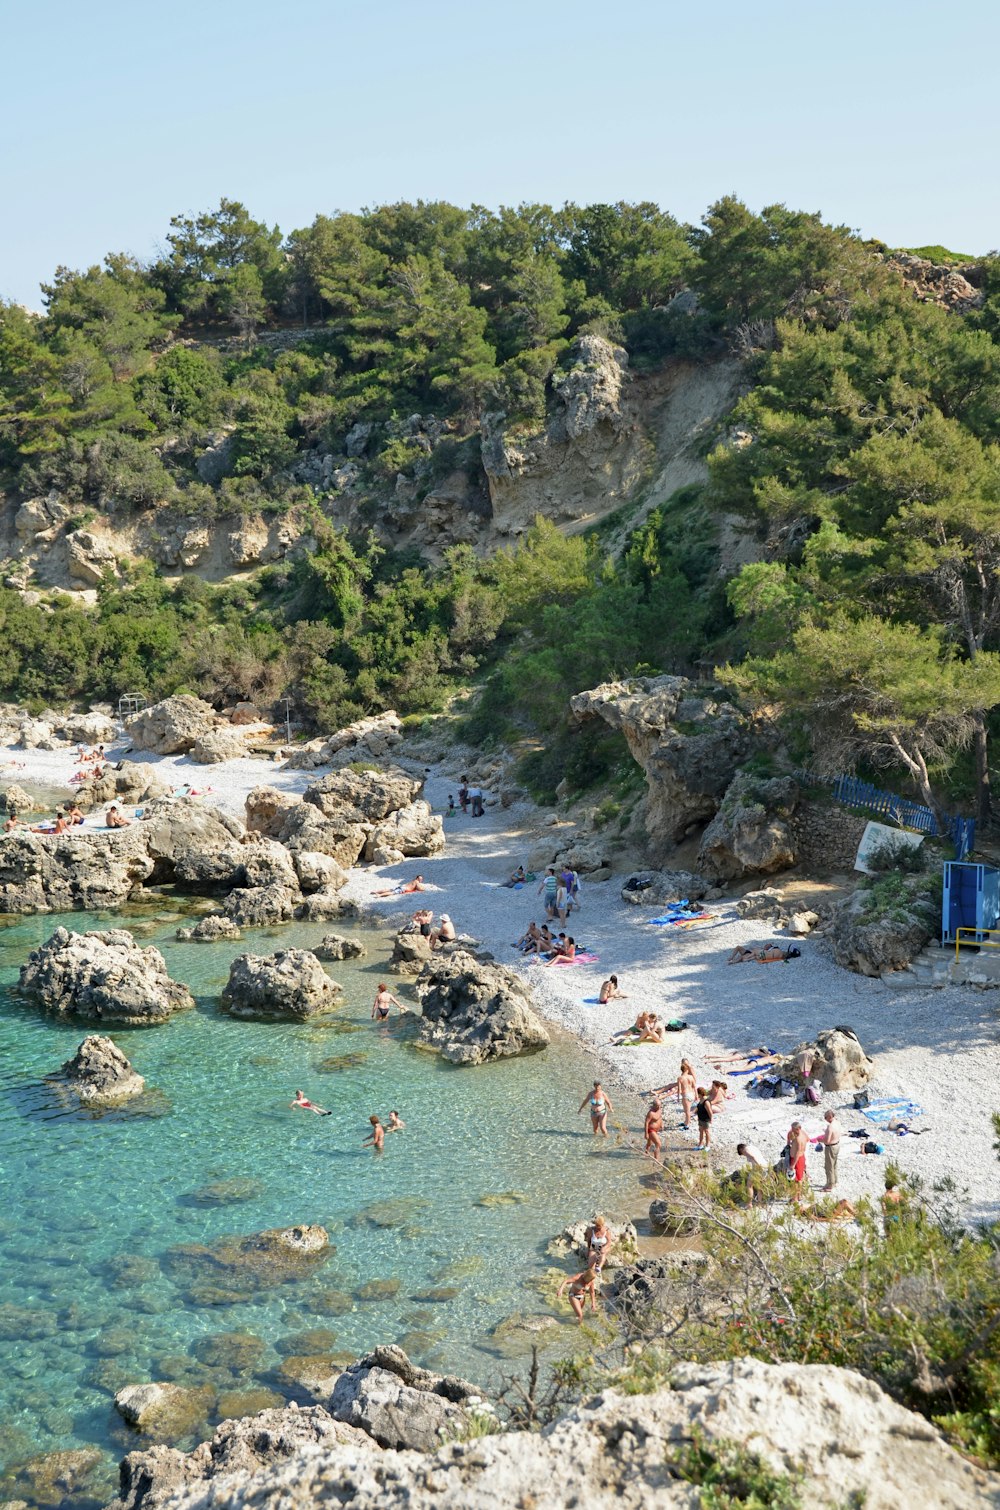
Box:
[415,951,549,1065]
[315,933,366,961]
[570,676,752,850]
[19,928,195,1025]
[176,915,242,942]
[114,1382,215,1442]
[51,1034,146,1103]
[697,771,799,881]
[103,1356,1000,1510]
[164,1226,332,1306]
[125,695,219,755]
[220,950,340,1019]
[547,1218,640,1271]
[0,827,156,912]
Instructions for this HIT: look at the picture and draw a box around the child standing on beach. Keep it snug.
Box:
[695,1087,713,1149]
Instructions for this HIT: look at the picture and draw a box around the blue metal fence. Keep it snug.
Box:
[798,771,974,860]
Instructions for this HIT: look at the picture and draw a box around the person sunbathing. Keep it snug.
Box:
[429,913,456,949]
[728,943,787,965]
[599,975,627,1004]
[373,875,427,897]
[637,1014,668,1043]
[68,804,84,826]
[612,1011,653,1043]
[501,866,527,887]
[106,805,132,829]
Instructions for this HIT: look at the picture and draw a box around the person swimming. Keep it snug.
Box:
[291,1090,331,1116]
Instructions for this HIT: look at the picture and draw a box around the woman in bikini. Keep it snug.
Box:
[372,984,405,1021]
[598,975,626,1004]
[656,1059,697,1129]
[556,1266,599,1323]
[707,1079,731,1112]
[585,1216,613,1274]
[362,1115,385,1152]
[579,1080,613,1137]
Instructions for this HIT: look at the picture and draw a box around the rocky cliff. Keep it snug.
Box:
[0,341,742,598]
[105,1355,999,1510]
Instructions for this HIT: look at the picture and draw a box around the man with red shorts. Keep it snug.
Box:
[787,1121,809,1200]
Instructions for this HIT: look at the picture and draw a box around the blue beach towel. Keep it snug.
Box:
[863,1098,925,1127]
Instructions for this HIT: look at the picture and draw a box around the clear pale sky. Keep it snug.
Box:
[2,0,997,308]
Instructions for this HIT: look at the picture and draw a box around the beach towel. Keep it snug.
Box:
[549,951,599,965]
[862,1098,925,1127]
[581,997,603,1005]
[649,908,712,925]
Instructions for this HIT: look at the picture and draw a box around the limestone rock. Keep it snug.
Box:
[2,783,34,814]
[294,887,356,921]
[119,1357,1000,1510]
[829,880,938,976]
[221,949,340,1019]
[570,676,752,850]
[283,712,403,771]
[245,786,300,838]
[0,826,156,913]
[415,950,549,1065]
[66,529,118,587]
[125,696,218,755]
[779,1027,873,1092]
[114,1381,215,1441]
[110,1408,373,1510]
[327,1346,483,1451]
[227,517,269,567]
[697,772,799,881]
[546,1218,639,1271]
[222,885,300,927]
[19,928,194,1025]
[141,798,247,891]
[306,766,420,824]
[194,428,236,485]
[52,1034,145,1104]
[887,251,985,314]
[315,934,367,961]
[164,1227,332,1305]
[191,728,252,765]
[293,850,347,894]
[238,837,299,891]
[620,869,708,906]
[363,801,444,862]
[390,929,432,976]
[75,761,172,811]
[176,915,242,943]
[229,701,262,725]
[735,886,785,921]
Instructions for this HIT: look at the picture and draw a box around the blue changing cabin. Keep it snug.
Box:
[942,861,1000,945]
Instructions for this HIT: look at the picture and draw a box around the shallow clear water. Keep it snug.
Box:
[0,898,643,1504]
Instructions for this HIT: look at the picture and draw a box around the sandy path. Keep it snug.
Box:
[5,739,998,1219]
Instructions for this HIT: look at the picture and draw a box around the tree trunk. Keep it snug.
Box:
[887,733,945,826]
[973,711,992,827]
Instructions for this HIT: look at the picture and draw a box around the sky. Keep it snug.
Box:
[1,0,998,308]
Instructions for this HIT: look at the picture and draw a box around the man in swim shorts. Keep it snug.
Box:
[787,1121,809,1198]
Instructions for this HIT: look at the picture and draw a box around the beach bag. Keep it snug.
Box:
[783,946,801,960]
[853,1090,870,1109]
[802,1085,820,1106]
[862,1140,883,1155]
[664,1018,687,1032]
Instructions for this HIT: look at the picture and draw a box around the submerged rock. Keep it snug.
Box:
[220,950,341,1020]
[19,928,194,1025]
[184,1178,265,1207]
[164,1226,332,1304]
[114,1381,215,1441]
[50,1035,146,1104]
[415,950,550,1065]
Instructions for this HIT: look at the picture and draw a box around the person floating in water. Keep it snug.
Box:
[291,1090,331,1116]
[363,1114,385,1152]
[386,1109,406,1132]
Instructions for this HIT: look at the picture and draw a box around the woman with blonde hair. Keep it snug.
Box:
[556,1266,599,1323]
[585,1215,613,1273]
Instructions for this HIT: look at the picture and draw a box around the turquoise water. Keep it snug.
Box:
[0,897,643,1506]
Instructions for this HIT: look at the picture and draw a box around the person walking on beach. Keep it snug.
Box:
[816,1110,841,1191]
[458,778,469,813]
[556,1266,599,1323]
[694,1087,713,1149]
[372,983,406,1020]
[599,975,626,1004]
[644,1100,664,1158]
[787,1121,809,1198]
[580,1080,613,1137]
[362,1115,385,1152]
[291,1090,331,1116]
